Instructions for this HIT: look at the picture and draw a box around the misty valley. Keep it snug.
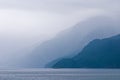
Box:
[0,0,120,80]
[0,16,120,80]
[21,16,120,69]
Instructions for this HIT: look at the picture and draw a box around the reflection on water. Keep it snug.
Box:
[0,69,120,80]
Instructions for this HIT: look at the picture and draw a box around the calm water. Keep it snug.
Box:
[0,69,120,80]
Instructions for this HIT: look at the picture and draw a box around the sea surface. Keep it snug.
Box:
[0,69,120,80]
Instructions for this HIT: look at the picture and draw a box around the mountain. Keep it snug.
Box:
[51,34,120,68]
[24,16,120,68]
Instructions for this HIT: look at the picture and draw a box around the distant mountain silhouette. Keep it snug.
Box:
[51,34,120,68]
[24,16,120,68]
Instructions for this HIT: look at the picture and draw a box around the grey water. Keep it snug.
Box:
[0,69,120,80]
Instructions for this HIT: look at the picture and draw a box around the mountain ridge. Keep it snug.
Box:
[51,34,120,68]
[24,16,120,68]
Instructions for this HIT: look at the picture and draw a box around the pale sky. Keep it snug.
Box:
[0,0,118,38]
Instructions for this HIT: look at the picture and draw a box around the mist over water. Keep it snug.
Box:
[0,69,120,80]
[0,0,119,68]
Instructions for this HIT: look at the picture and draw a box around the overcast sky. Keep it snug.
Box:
[0,0,119,65]
[0,0,119,38]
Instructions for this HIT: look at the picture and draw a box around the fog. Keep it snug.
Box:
[0,0,119,67]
